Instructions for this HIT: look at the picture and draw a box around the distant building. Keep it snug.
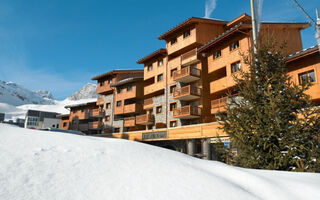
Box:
[15,118,25,127]
[0,113,4,122]
[24,110,61,129]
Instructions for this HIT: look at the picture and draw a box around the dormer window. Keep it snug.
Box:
[215,50,221,58]
[230,41,240,51]
[170,38,177,45]
[184,30,191,38]
[147,65,153,71]
[158,59,163,66]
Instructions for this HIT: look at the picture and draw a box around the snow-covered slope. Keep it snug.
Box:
[0,124,319,200]
[67,83,97,100]
[0,81,55,106]
[36,90,54,100]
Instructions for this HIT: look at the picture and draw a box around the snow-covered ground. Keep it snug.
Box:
[0,98,96,120]
[0,124,319,200]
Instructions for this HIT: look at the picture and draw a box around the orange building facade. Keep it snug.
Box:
[61,13,319,160]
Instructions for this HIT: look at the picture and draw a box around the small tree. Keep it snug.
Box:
[222,43,320,172]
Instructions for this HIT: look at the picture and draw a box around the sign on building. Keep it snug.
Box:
[142,131,167,140]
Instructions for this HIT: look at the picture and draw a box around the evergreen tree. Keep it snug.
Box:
[222,43,320,172]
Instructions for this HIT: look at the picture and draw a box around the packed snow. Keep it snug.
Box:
[0,124,319,200]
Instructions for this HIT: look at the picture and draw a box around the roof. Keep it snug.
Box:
[158,17,226,40]
[91,69,143,80]
[110,77,144,87]
[136,49,167,64]
[56,114,70,118]
[226,13,252,28]
[287,46,319,62]
[65,100,97,109]
[198,22,251,53]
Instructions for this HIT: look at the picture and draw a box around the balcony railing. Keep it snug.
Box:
[78,123,88,132]
[173,85,201,100]
[173,105,201,119]
[181,49,198,66]
[124,103,143,114]
[211,95,238,114]
[143,98,153,110]
[124,117,136,127]
[88,121,103,130]
[173,66,201,83]
[90,109,104,118]
[136,114,154,125]
[97,97,104,105]
[97,84,112,94]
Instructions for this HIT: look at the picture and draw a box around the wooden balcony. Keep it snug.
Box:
[181,49,199,66]
[173,105,201,119]
[210,75,237,94]
[136,114,154,125]
[173,85,201,101]
[97,84,112,94]
[96,97,104,106]
[89,109,104,118]
[124,117,136,127]
[143,98,153,110]
[124,103,143,114]
[211,97,228,114]
[88,121,103,130]
[173,66,201,83]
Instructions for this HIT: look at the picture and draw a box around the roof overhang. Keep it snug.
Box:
[137,49,167,64]
[91,69,143,80]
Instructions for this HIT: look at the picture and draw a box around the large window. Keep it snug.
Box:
[27,117,39,127]
[230,40,240,51]
[106,103,111,109]
[157,74,163,82]
[299,70,316,85]
[231,61,241,73]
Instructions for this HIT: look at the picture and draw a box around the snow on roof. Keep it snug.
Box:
[64,99,97,108]
[287,46,319,61]
[1,123,320,200]
[110,77,143,87]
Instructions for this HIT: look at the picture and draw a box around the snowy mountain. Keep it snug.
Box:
[36,90,54,100]
[0,81,55,106]
[67,83,97,100]
[1,124,320,200]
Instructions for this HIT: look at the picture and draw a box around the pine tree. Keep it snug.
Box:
[222,43,320,172]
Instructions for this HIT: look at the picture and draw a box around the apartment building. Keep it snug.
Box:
[65,100,104,135]
[24,110,61,129]
[91,69,144,133]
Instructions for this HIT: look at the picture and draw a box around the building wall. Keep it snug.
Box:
[43,118,61,129]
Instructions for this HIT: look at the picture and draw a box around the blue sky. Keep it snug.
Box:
[0,0,318,100]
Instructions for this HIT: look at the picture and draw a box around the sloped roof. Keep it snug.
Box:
[137,49,167,64]
[287,46,319,62]
[91,69,143,80]
[110,77,143,87]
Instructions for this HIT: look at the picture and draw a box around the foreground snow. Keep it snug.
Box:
[0,124,319,200]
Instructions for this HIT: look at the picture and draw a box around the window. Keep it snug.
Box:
[230,40,240,51]
[157,74,163,82]
[99,81,104,86]
[57,124,59,128]
[52,124,55,128]
[156,106,162,114]
[171,68,177,77]
[117,88,123,93]
[299,70,316,85]
[170,120,177,127]
[127,85,132,91]
[158,59,163,66]
[184,30,190,38]
[147,65,153,71]
[116,101,121,107]
[63,122,67,127]
[105,115,110,122]
[114,128,120,133]
[231,61,241,73]
[170,85,177,93]
[107,79,112,84]
[215,50,221,58]
[170,102,177,111]
[170,38,177,45]
[106,103,111,109]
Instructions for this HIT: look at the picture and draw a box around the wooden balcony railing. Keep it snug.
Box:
[124,117,136,127]
[211,95,238,114]
[97,97,104,105]
[173,105,201,119]
[136,114,154,125]
[90,109,104,118]
[78,123,88,132]
[124,103,143,114]
[143,98,153,110]
[173,85,201,100]
[181,49,198,66]
[173,66,201,83]
[88,121,103,129]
